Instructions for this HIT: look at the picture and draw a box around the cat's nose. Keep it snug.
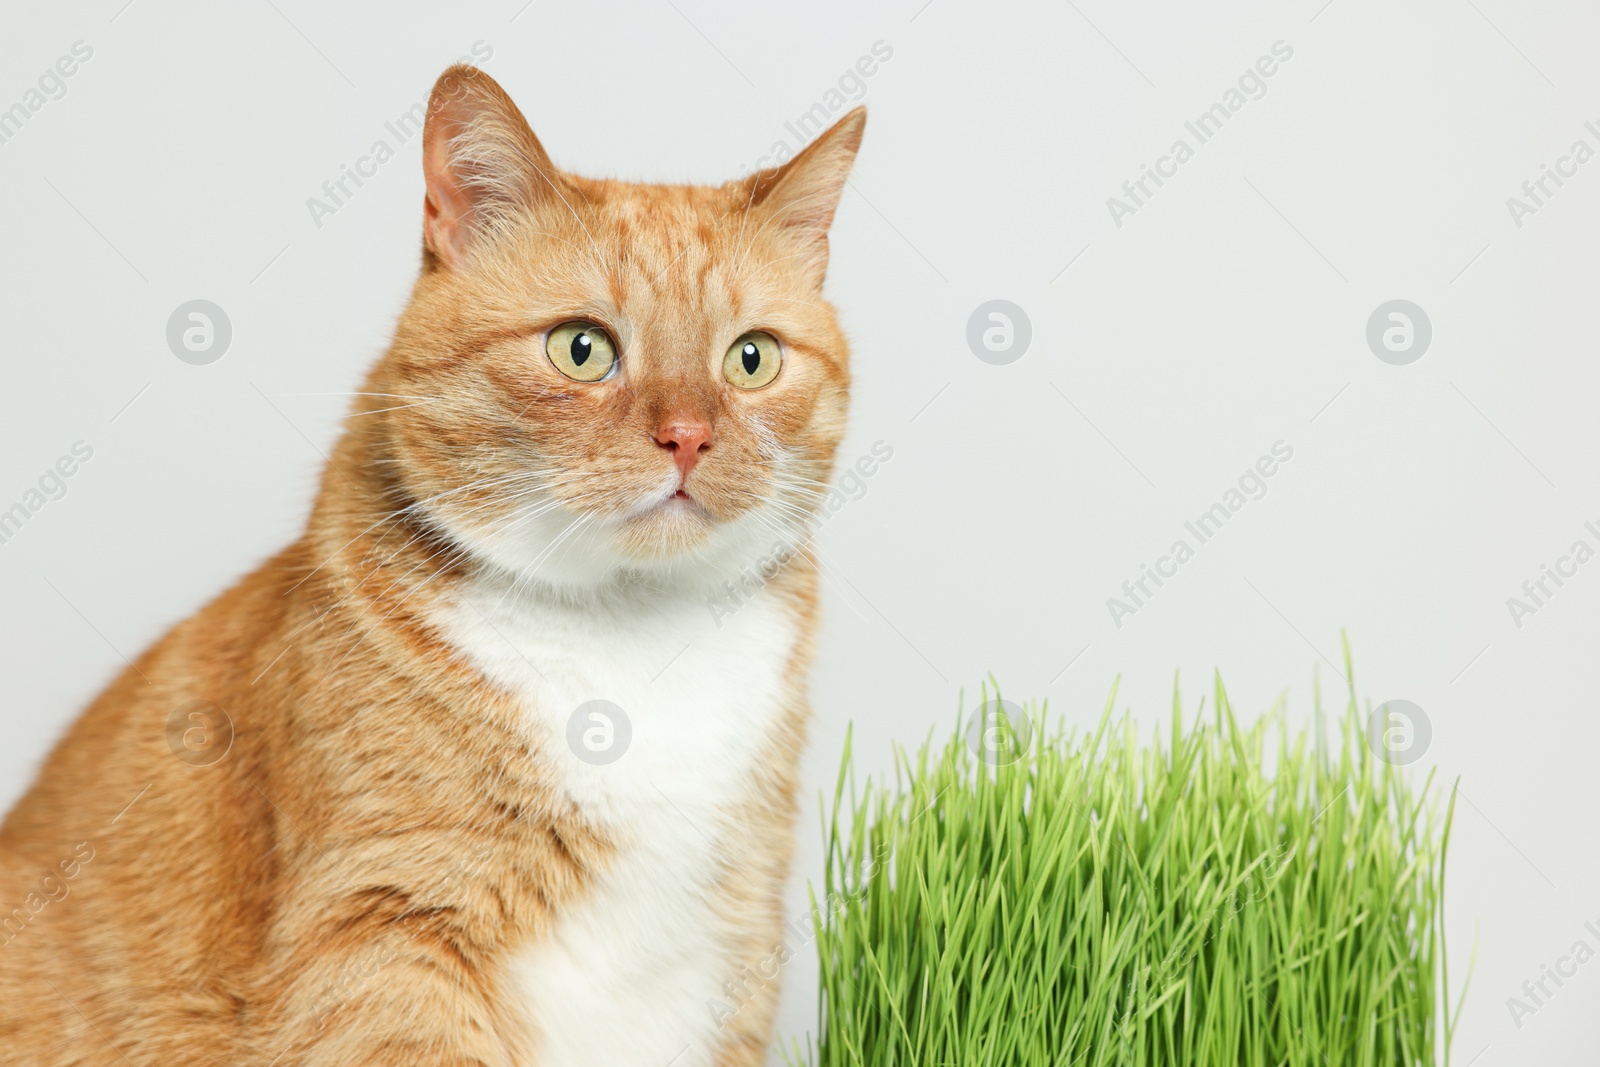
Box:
[654,419,713,481]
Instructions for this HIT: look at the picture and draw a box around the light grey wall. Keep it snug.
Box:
[1,0,1594,1060]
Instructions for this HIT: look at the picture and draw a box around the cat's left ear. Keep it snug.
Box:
[740,107,866,283]
[421,65,565,269]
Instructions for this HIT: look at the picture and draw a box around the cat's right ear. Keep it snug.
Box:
[421,66,563,269]
[738,107,866,287]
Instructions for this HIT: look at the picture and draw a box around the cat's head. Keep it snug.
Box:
[373,67,864,595]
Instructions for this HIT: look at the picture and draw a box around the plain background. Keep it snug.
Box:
[3,0,1597,1061]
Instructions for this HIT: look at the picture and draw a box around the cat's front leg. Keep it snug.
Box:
[707,702,811,1067]
[247,907,514,1067]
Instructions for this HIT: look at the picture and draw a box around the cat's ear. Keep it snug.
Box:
[741,107,866,282]
[421,65,564,269]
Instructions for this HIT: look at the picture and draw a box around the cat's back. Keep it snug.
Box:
[0,543,308,1064]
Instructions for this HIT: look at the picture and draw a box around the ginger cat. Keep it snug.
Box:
[0,66,864,1066]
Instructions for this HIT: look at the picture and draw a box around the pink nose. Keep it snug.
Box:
[654,419,713,481]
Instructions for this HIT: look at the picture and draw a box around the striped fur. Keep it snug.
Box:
[0,66,863,1065]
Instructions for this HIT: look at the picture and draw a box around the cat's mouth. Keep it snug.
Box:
[625,480,711,523]
[598,481,719,560]
[660,489,707,515]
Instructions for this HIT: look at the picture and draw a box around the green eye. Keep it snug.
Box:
[546,321,617,382]
[723,331,781,390]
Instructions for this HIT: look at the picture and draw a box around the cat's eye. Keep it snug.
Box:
[723,331,781,390]
[546,321,618,382]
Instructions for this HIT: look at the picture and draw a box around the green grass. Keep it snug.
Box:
[793,659,1460,1066]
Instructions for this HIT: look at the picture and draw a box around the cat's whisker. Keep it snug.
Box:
[745,510,853,600]
[732,188,832,279]
[14,63,872,1063]
[268,392,444,401]
[548,513,603,576]
[649,241,696,286]
[503,141,614,277]
[351,475,553,575]
[342,400,446,418]
[728,171,765,280]
[506,514,593,598]
[737,251,827,296]
[487,512,590,613]
[331,476,577,618]
[287,470,548,598]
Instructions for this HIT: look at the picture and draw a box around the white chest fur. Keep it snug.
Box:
[435,574,799,1067]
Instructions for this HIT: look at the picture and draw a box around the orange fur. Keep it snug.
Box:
[0,66,864,1066]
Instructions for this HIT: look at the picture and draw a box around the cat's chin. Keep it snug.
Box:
[441,492,799,600]
[610,494,718,559]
